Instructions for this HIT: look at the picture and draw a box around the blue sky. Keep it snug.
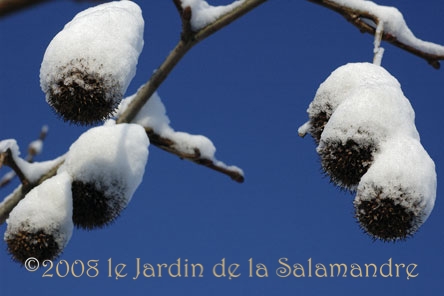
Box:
[1,0,443,295]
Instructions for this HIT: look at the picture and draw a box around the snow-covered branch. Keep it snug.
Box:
[308,0,444,69]
[116,92,244,183]
[0,155,63,225]
[117,0,267,124]
[0,0,262,227]
[0,125,48,188]
[115,0,267,181]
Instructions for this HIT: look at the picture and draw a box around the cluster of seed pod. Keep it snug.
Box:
[5,123,149,264]
[4,1,148,265]
[299,62,436,241]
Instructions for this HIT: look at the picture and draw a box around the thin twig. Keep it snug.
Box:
[0,126,48,188]
[1,149,29,187]
[0,160,63,225]
[0,0,264,225]
[0,0,51,18]
[145,128,244,183]
[308,0,444,69]
[115,0,267,182]
[118,0,268,124]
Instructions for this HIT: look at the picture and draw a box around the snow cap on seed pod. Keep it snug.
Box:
[40,1,144,125]
[317,84,419,190]
[4,172,73,265]
[60,123,149,230]
[298,62,401,143]
[354,136,436,242]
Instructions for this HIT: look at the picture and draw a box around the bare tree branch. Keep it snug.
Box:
[114,0,268,183]
[0,125,48,188]
[145,128,244,183]
[0,160,62,225]
[117,0,268,124]
[308,0,444,69]
[0,0,264,225]
[0,149,29,187]
[0,0,51,18]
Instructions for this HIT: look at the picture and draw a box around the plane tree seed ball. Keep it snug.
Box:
[354,137,436,241]
[317,84,418,190]
[60,123,149,229]
[298,62,402,143]
[4,172,73,264]
[40,1,144,125]
[317,131,377,190]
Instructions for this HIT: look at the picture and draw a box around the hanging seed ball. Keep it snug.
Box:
[315,76,421,191]
[40,1,144,125]
[71,179,126,229]
[60,123,149,230]
[308,106,332,144]
[317,135,377,190]
[5,228,61,265]
[4,172,73,265]
[354,136,436,242]
[45,58,121,125]
[299,62,401,143]
[354,185,423,242]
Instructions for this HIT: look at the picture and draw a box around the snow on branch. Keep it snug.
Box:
[116,92,244,183]
[0,125,48,188]
[115,0,267,181]
[0,139,63,225]
[308,0,444,69]
[0,0,262,225]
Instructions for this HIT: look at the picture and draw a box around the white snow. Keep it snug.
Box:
[116,92,244,176]
[331,0,444,56]
[60,123,149,204]
[40,1,144,102]
[298,62,403,136]
[181,0,245,31]
[0,139,19,155]
[0,139,64,183]
[299,61,437,226]
[4,171,74,250]
[28,139,43,155]
[357,135,436,222]
[319,81,419,145]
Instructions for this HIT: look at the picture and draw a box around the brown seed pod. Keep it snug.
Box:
[45,58,121,125]
[40,1,144,125]
[60,124,149,230]
[354,185,423,242]
[4,172,73,265]
[354,137,436,242]
[317,129,378,191]
[6,228,61,265]
[71,179,126,230]
[308,106,332,144]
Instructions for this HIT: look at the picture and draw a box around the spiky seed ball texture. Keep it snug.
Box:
[317,134,377,190]
[60,123,149,230]
[4,172,73,264]
[6,228,62,265]
[71,179,126,229]
[45,59,121,125]
[354,136,436,242]
[40,1,144,125]
[354,186,422,241]
[316,81,418,190]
